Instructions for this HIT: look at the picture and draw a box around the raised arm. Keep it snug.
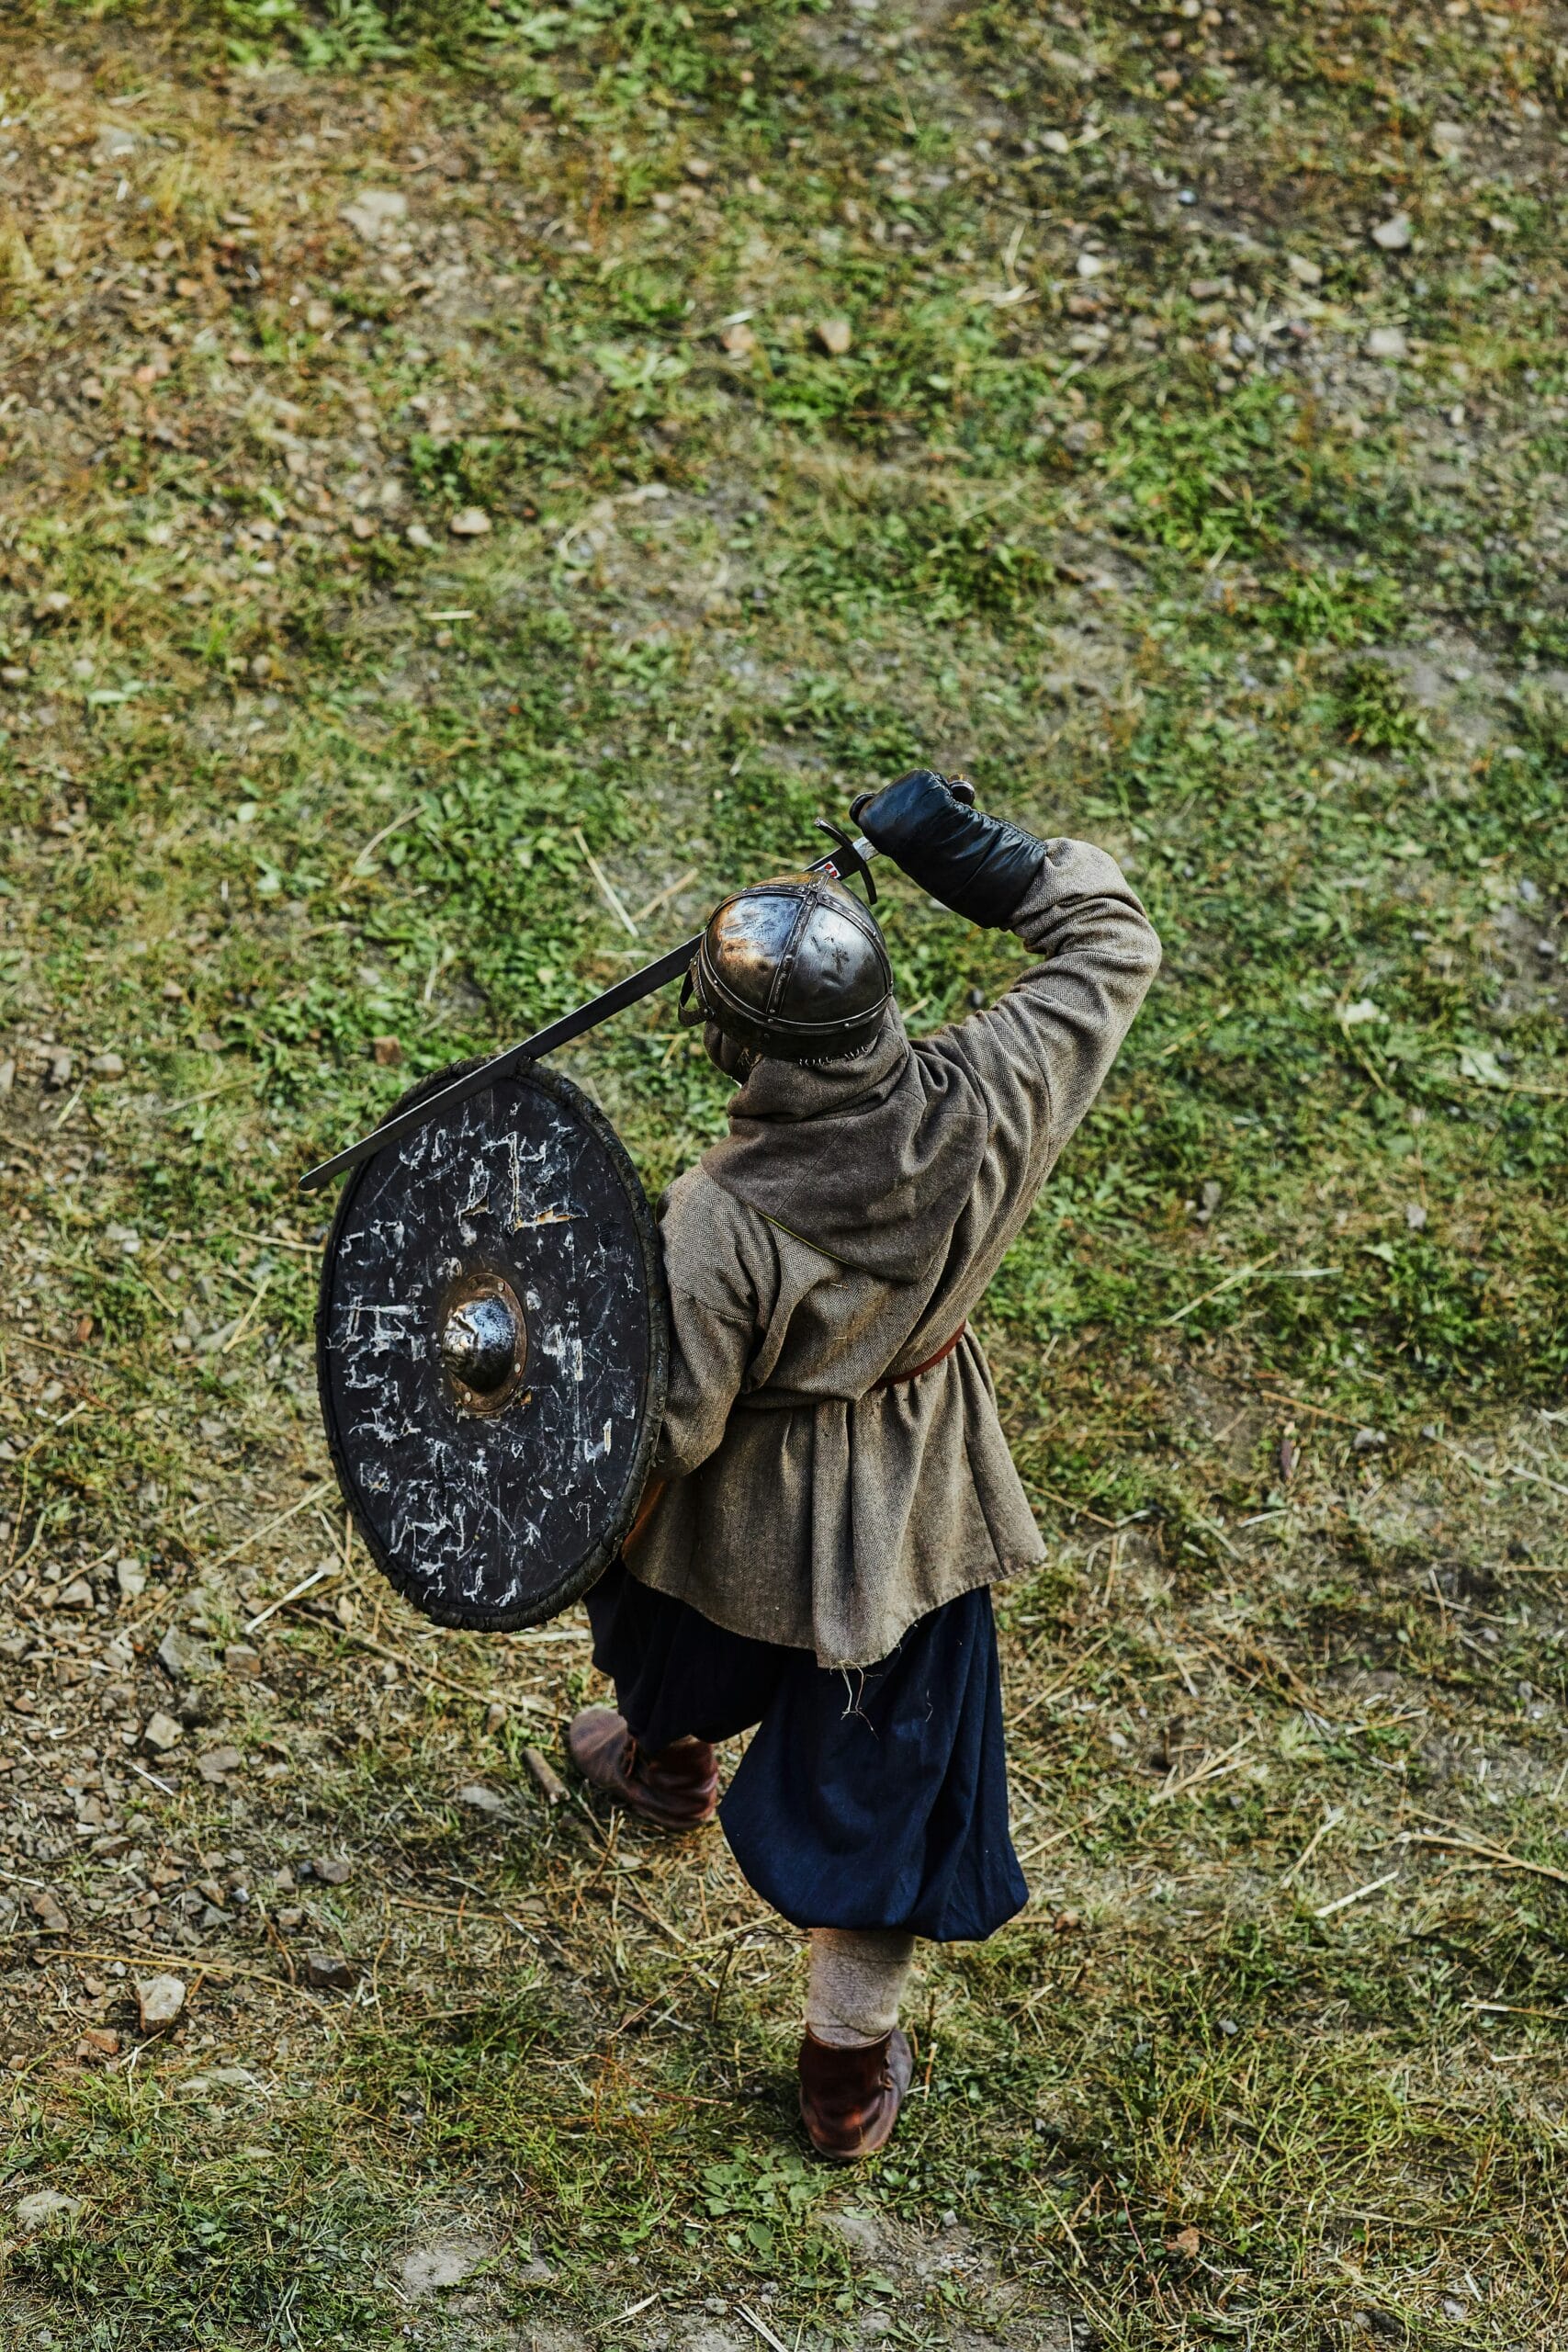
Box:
[855,769,1161,1184]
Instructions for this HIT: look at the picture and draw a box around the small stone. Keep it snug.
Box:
[16,2189,84,2232]
[1077,251,1109,278]
[276,1906,305,1932]
[1353,1427,1387,1452]
[1167,2224,1201,2258]
[1429,121,1466,160]
[1365,326,1409,361]
[303,1951,357,1991]
[683,156,713,180]
[1285,253,1322,286]
[457,1783,510,1819]
[77,2028,119,2059]
[1061,420,1101,456]
[341,187,407,241]
[197,1746,243,1785]
[116,1559,146,1601]
[157,1624,211,1682]
[1404,1202,1427,1231]
[136,1973,186,2031]
[312,1857,352,1884]
[350,514,377,541]
[49,1578,95,1611]
[47,1050,74,1088]
[815,316,853,356]
[223,1643,262,1678]
[406,522,436,549]
[90,1051,125,1077]
[719,320,757,356]
[141,1711,184,1754]
[29,1889,70,1935]
[448,507,491,537]
[370,1035,403,1067]
[1371,213,1413,252]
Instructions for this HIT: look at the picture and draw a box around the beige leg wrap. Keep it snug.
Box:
[806,1927,916,2049]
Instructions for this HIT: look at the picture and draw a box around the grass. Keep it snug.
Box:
[1,0,1567,2344]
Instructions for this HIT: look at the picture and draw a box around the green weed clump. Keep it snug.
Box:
[1337,661,1428,755]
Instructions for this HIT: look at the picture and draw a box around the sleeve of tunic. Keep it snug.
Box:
[931,837,1162,1201]
[649,1173,774,1482]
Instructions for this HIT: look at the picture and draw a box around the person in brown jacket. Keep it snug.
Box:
[569,770,1161,2158]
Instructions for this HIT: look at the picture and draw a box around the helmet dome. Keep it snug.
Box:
[682,873,893,1063]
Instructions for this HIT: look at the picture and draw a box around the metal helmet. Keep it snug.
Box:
[681,871,893,1063]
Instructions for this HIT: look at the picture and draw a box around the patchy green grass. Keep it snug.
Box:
[3,0,1568,2345]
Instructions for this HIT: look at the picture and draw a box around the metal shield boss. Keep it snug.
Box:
[316,1061,669,1631]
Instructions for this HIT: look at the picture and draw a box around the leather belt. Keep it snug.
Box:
[874,1323,967,1390]
[728,1324,971,1414]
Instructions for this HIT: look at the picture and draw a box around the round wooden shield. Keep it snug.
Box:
[316,1059,668,1632]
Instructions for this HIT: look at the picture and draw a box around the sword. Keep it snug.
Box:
[298,797,963,1196]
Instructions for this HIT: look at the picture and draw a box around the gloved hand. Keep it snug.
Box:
[851,770,1045,930]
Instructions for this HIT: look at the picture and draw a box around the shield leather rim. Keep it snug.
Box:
[314,1057,670,1633]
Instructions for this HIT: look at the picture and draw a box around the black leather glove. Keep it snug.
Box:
[851,770,1044,930]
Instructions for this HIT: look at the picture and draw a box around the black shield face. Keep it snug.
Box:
[316,1061,668,1631]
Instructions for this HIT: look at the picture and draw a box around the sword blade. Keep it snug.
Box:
[298,832,876,1195]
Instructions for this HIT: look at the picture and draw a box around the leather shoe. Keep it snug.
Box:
[566,1706,717,1831]
[798,2026,913,2160]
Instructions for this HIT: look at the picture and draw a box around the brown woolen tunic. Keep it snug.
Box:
[624,839,1161,1668]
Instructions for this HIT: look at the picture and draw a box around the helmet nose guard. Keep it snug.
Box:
[679,872,894,1064]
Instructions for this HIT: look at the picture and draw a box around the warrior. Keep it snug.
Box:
[564,770,1162,2159]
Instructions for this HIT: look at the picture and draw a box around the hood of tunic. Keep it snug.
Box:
[699,1005,992,1283]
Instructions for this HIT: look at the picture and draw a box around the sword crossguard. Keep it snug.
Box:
[811,817,878,904]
